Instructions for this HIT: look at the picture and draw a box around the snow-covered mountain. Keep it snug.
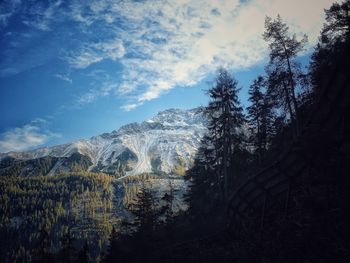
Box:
[0,108,207,176]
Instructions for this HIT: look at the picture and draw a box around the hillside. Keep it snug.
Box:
[0,108,207,177]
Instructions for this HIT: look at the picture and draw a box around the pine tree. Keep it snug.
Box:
[33,224,52,262]
[59,229,77,263]
[263,15,308,138]
[322,0,350,44]
[103,227,118,263]
[185,137,217,216]
[127,182,160,235]
[78,241,88,263]
[161,181,176,223]
[204,68,245,202]
[310,0,350,89]
[247,76,274,163]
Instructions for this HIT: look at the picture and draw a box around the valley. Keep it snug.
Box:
[0,171,188,262]
[1,1,349,261]
[0,109,197,262]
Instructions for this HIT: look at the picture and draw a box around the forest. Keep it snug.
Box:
[1,0,350,262]
[104,1,350,262]
[0,172,114,262]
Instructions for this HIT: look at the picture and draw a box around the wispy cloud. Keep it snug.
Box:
[0,119,61,153]
[1,0,333,110]
[65,0,333,110]
[0,13,12,27]
[0,1,65,77]
[77,90,98,105]
[22,0,63,31]
[120,103,141,112]
[0,0,21,28]
[74,70,120,106]
[68,38,125,69]
[54,73,72,83]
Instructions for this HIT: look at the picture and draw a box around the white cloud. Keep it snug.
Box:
[92,39,126,60]
[0,0,21,28]
[68,50,104,69]
[22,0,63,31]
[67,0,333,110]
[55,73,72,83]
[75,78,119,106]
[77,90,98,105]
[68,38,125,69]
[0,13,12,27]
[0,119,60,153]
[120,103,141,111]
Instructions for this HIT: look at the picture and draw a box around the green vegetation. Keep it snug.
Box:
[64,153,93,172]
[0,172,114,262]
[172,156,187,176]
[116,148,138,172]
[103,2,350,262]
[92,148,138,176]
[121,173,170,208]
[150,156,162,174]
[1,1,349,262]
[0,153,93,177]
[0,156,60,177]
[104,180,177,263]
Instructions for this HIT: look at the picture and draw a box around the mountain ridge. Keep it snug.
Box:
[0,107,207,177]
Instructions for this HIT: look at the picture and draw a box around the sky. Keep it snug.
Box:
[0,0,334,153]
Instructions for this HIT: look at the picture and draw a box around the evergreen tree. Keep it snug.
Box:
[32,224,52,262]
[204,68,245,202]
[103,227,118,263]
[185,152,222,215]
[322,0,350,44]
[78,241,89,263]
[247,76,274,163]
[161,181,176,223]
[263,15,308,137]
[59,229,77,263]
[127,182,160,235]
[310,0,350,89]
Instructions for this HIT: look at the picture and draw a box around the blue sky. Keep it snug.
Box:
[0,0,333,152]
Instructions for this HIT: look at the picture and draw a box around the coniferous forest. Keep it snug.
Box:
[1,1,350,262]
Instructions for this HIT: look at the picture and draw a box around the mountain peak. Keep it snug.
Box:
[0,108,207,177]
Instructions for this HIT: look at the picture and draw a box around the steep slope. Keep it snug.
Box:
[0,108,207,176]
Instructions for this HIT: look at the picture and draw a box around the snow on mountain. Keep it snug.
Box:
[0,108,207,176]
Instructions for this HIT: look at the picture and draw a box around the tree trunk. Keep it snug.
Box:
[223,141,228,202]
[257,114,262,164]
[282,80,297,139]
[291,88,300,133]
[223,103,229,203]
[286,56,300,136]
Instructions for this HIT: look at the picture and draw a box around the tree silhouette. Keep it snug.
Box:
[161,181,176,224]
[264,15,307,138]
[103,227,118,263]
[310,0,350,89]
[247,76,274,163]
[59,229,77,263]
[204,68,245,201]
[127,182,160,235]
[78,241,89,263]
[323,0,350,43]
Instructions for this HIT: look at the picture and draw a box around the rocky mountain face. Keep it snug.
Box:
[0,108,207,177]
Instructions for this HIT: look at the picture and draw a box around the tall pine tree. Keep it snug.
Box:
[127,182,160,235]
[204,68,244,202]
[247,76,274,163]
[310,0,350,90]
[263,15,307,138]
